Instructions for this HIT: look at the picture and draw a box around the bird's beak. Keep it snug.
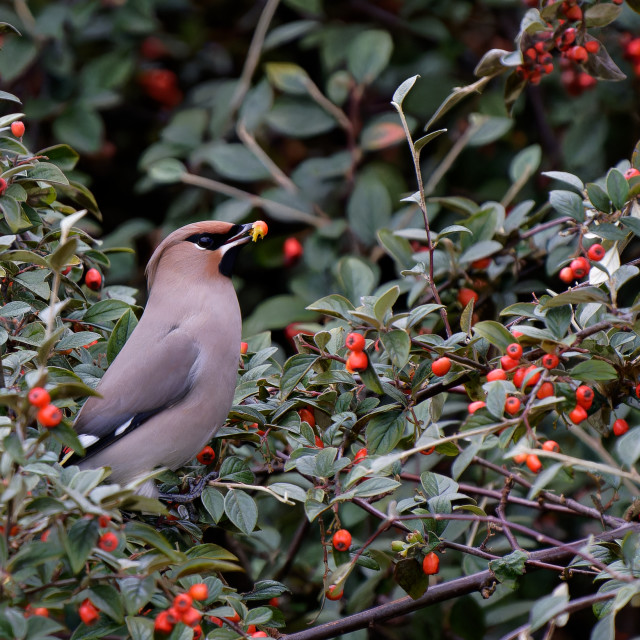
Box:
[223,223,254,250]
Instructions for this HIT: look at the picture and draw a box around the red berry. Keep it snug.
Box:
[345,332,366,351]
[332,529,352,552]
[575,385,594,408]
[505,397,521,415]
[181,607,202,628]
[514,453,527,465]
[500,356,520,371]
[173,593,192,613]
[226,611,241,623]
[420,446,435,455]
[10,121,25,137]
[188,583,208,601]
[486,369,507,381]
[570,257,590,279]
[346,350,368,372]
[210,617,223,627]
[422,552,440,575]
[431,357,452,376]
[98,514,110,528]
[471,257,491,269]
[569,405,588,424]
[28,387,50,408]
[511,329,523,338]
[537,382,554,399]
[513,367,526,388]
[613,419,629,436]
[559,266,574,283]
[625,168,640,180]
[564,5,583,21]
[85,268,102,291]
[298,408,315,427]
[0,178,6,196]
[37,404,62,428]
[283,237,303,265]
[196,446,215,465]
[523,365,541,387]
[526,454,542,473]
[251,633,269,638]
[79,599,100,626]
[542,440,560,452]
[155,611,174,633]
[587,244,605,261]
[457,288,479,307]
[269,598,279,607]
[468,401,486,414]
[240,341,248,354]
[315,435,324,448]
[585,41,600,54]
[33,607,49,617]
[193,625,204,640]
[353,448,367,463]
[506,343,523,360]
[98,531,118,552]
[541,354,559,369]
[326,585,343,601]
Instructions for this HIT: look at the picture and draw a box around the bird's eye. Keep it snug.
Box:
[197,235,214,249]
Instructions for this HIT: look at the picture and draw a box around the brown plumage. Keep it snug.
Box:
[72,221,253,496]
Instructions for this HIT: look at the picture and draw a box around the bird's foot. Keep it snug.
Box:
[158,470,218,503]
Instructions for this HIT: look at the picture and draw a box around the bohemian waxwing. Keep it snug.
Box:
[70,221,255,496]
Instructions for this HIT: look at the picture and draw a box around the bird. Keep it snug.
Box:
[69,220,258,497]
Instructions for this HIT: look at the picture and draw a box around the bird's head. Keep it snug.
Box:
[145,221,254,290]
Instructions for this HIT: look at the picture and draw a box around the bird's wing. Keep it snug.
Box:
[70,329,200,462]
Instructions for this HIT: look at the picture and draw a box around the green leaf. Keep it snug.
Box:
[57,332,102,351]
[337,256,377,303]
[86,584,124,623]
[393,558,429,599]
[306,294,355,320]
[26,162,69,185]
[358,361,385,395]
[353,477,401,498]
[380,330,411,369]
[196,142,272,182]
[486,381,507,419]
[392,75,419,107]
[606,168,629,211]
[0,195,28,232]
[125,617,154,640]
[265,62,310,95]
[474,48,512,77]
[489,549,528,584]
[48,237,79,272]
[64,517,99,574]
[549,190,584,221]
[347,173,392,246]
[374,286,400,323]
[615,426,640,467]
[545,305,572,339]
[584,3,622,27]
[509,144,541,182]
[587,183,611,213]
[201,487,225,523]
[280,354,319,400]
[425,76,490,132]
[621,217,640,238]
[529,590,569,632]
[124,522,183,561]
[245,607,273,625]
[541,287,609,308]
[347,30,393,84]
[367,411,405,454]
[219,457,254,484]
[83,299,132,323]
[569,360,618,382]
[106,309,138,364]
[224,489,258,534]
[542,171,584,193]
[266,99,337,137]
[119,577,156,617]
[527,463,563,499]
[421,471,459,499]
[53,104,103,154]
[472,321,514,351]
[241,580,290,601]
[414,128,447,153]
[147,158,186,183]
[459,240,502,265]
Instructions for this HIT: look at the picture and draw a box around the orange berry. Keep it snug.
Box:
[79,599,100,626]
[353,448,367,463]
[542,440,560,452]
[251,220,268,241]
[486,369,507,381]
[511,329,523,338]
[240,341,248,354]
[210,617,223,626]
[500,356,519,371]
[513,453,527,464]
[468,401,486,414]
[28,387,50,408]
[226,611,241,623]
[196,446,215,465]
[165,608,181,625]
[569,405,588,424]
[422,552,440,575]
[523,365,541,387]
[471,257,491,269]
[181,607,202,628]
[154,610,174,633]
[570,257,590,279]
[559,267,574,283]
[345,332,365,351]
[526,454,542,473]
[98,532,118,552]
[537,382,554,399]
[625,168,640,180]
[613,419,629,436]
[298,408,315,427]
[420,446,435,455]
[575,385,594,409]
[541,354,559,369]
[332,529,352,552]
[85,268,102,291]
[98,514,111,528]
[505,397,521,415]
[173,593,192,613]
[188,583,208,601]
[37,404,62,428]
[346,350,368,372]
[587,244,605,261]
[431,357,452,376]
[457,288,479,306]
[251,633,269,638]
[325,585,343,601]
[11,121,25,137]
[33,607,49,617]
[506,343,523,360]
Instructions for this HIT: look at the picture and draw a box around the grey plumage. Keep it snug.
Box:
[72,221,252,495]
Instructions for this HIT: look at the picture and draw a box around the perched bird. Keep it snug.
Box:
[70,221,257,497]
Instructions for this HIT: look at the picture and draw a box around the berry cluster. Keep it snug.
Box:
[344,332,368,372]
[154,586,209,637]
[28,387,62,428]
[558,244,605,284]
